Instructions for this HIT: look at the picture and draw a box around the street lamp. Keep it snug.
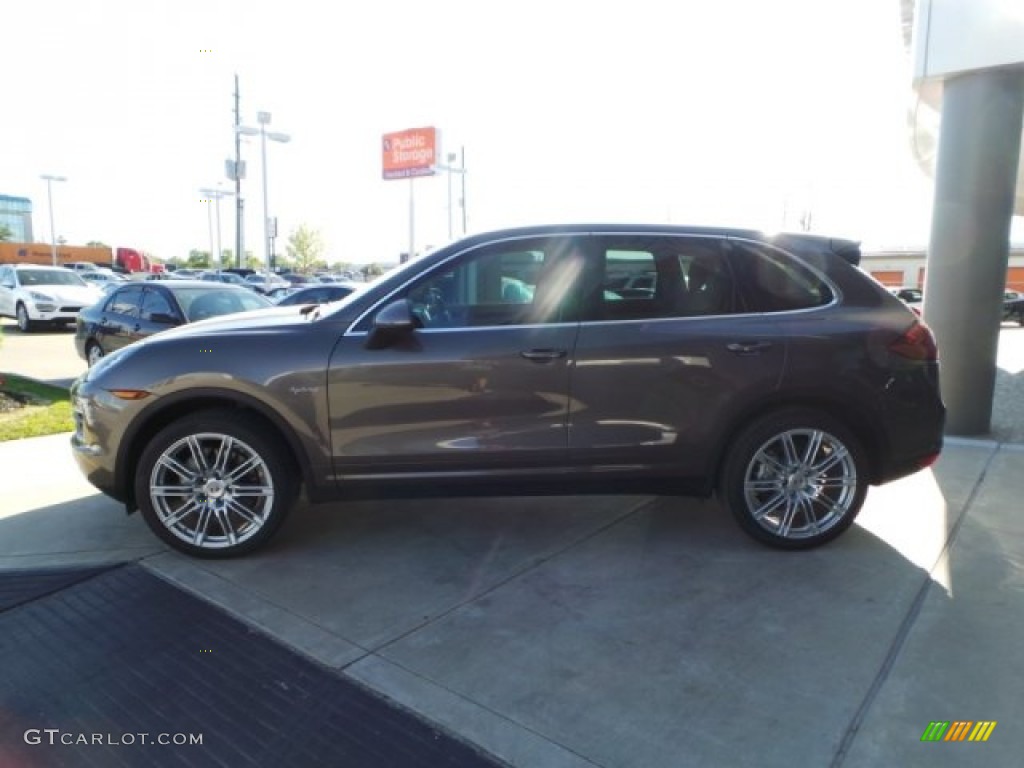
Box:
[199,187,234,271]
[237,112,290,272]
[40,174,67,266]
[434,148,467,239]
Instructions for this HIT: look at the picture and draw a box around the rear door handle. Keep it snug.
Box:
[726,341,774,355]
[520,348,568,363]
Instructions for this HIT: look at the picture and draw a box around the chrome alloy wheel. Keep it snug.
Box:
[742,428,858,541]
[149,432,275,549]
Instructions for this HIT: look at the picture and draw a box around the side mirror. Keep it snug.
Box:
[366,299,416,349]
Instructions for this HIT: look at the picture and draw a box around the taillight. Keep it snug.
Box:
[889,321,938,361]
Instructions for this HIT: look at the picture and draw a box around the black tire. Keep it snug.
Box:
[719,408,867,550]
[15,303,34,333]
[86,342,105,367]
[134,410,298,558]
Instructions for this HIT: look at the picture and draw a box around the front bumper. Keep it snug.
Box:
[69,377,126,503]
[25,300,87,324]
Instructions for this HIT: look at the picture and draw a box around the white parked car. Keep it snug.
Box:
[0,264,103,331]
[80,269,126,286]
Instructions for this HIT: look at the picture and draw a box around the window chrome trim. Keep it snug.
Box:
[345,320,580,337]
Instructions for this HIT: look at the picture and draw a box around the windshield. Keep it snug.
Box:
[17,269,88,287]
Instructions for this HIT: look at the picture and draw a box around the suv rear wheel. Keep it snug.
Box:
[135,410,297,558]
[720,408,867,549]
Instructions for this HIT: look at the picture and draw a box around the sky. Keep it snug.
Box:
[3,0,946,266]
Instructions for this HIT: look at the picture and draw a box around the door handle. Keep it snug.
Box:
[726,341,773,355]
[520,348,568,362]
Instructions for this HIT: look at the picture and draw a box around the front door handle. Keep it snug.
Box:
[520,348,568,363]
[726,341,774,355]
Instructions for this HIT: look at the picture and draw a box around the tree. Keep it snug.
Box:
[86,240,109,248]
[286,224,325,274]
[186,249,211,268]
[0,224,13,242]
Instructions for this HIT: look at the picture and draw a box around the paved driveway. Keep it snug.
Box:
[3,317,1024,766]
[2,430,1023,767]
[0,318,85,387]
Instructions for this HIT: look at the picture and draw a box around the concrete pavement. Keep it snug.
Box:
[1,431,1022,766]
[3,318,1024,764]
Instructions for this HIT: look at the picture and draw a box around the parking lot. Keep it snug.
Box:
[2,316,1024,766]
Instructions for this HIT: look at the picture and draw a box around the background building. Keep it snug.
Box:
[0,194,33,241]
[863,246,1024,291]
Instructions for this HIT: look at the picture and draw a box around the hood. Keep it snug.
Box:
[29,284,102,304]
[152,305,315,341]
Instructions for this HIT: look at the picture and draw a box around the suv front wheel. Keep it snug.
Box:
[135,410,297,558]
[720,408,867,549]
[16,303,35,333]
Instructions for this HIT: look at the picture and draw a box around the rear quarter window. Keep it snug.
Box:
[728,240,833,312]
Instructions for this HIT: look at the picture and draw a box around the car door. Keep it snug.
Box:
[568,234,786,476]
[0,266,13,316]
[326,236,585,476]
[94,285,144,354]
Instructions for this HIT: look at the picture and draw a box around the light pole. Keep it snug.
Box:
[200,188,234,271]
[237,112,289,272]
[434,148,467,239]
[40,174,67,266]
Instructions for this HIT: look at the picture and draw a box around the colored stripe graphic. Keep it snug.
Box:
[921,720,996,742]
[944,721,972,741]
[968,721,997,742]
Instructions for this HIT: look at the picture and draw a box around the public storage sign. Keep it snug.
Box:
[382,127,438,179]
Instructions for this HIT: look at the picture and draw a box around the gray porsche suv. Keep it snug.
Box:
[70,224,945,558]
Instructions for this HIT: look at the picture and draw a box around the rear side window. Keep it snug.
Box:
[585,235,736,321]
[728,240,833,312]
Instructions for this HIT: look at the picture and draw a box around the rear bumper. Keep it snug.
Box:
[874,368,946,485]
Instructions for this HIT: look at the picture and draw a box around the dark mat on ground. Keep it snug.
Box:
[0,564,116,611]
[0,564,505,768]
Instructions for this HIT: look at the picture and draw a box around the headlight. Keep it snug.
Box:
[29,291,54,302]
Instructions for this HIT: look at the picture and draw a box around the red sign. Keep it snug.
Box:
[382,127,438,179]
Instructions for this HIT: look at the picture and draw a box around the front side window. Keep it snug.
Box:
[141,288,177,321]
[403,238,584,329]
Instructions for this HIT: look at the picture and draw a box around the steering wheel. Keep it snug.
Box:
[416,286,450,327]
